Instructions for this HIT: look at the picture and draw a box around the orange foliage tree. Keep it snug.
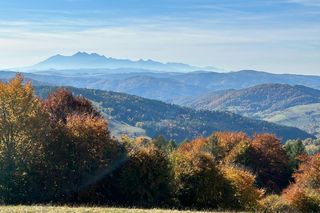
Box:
[283,154,320,212]
[43,88,100,123]
[211,132,250,164]
[245,134,292,193]
[41,89,123,202]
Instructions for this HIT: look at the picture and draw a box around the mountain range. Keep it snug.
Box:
[19,52,220,72]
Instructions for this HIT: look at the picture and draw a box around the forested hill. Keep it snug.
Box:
[35,86,314,142]
[177,84,320,116]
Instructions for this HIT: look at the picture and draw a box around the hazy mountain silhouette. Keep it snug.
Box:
[21,52,220,72]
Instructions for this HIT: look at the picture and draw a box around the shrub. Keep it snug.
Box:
[260,195,293,212]
[283,186,320,212]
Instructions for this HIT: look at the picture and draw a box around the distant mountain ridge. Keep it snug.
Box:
[1,69,320,102]
[21,52,221,72]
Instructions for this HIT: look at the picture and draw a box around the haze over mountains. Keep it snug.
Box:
[3,52,319,102]
[1,52,320,140]
[20,52,220,73]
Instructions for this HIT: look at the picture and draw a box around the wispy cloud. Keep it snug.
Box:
[0,0,319,74]
[286,0,320,6]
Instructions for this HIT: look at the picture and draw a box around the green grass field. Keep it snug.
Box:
[0,206,225,213]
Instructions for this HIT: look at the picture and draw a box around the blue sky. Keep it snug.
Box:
[0,0,319,74]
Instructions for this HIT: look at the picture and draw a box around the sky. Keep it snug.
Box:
[0,0,319,75]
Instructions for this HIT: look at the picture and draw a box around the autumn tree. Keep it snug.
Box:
[41,89,123,202]
[109,144,172,207]
[0,74,51,203]
[283,154,320,212]
[171,138,237,209]
[243,134,291,193]
[211,132,250,164]
[43,88,100,123]
[210,132,292,193]
[222,166,264,210]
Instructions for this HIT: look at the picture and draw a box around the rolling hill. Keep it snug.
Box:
[1,68,320,102]
[177,84,320,136]
[35,86,314,143]
[176,84,320,116]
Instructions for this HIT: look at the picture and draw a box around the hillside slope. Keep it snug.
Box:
[177,84,320,116]
[177,84,320,136]
[265,103,320,137]
[35,86,314,142]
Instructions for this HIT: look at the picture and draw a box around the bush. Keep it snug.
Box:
[260,195,293,212]
[283,186,320,212]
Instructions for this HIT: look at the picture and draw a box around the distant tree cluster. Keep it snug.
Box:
[0,75,319,211]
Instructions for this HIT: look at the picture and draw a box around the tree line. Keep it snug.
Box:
[0,74,319,212]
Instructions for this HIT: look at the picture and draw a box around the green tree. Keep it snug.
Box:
[284,139,306,169]
[152,135,177,153]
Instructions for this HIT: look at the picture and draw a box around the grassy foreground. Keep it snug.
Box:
[0,206,226,213]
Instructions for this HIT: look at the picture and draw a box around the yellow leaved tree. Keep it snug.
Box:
[0,74,50,203]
